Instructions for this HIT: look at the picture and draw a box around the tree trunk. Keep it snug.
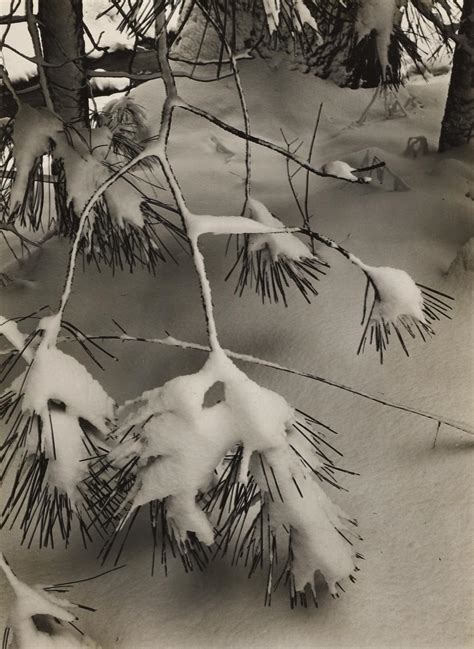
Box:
[439,0,474,152]
[37,0,89,126]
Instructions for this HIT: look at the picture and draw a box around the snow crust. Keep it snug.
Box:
[251,437,354,594]
[292,0,319,33]
[262,0,318,35]
[52,130,111,215]
[9,107,146,231]
[52,126,145,229]
[0,554,100,648]
[0,317,33,363]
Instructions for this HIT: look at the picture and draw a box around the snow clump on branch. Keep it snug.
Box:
[355,262,453,361]
[227,198,328,305]
[0,553,101,648]
[98,349,358,603]
[355,0,398,74]
[0,315,115,546]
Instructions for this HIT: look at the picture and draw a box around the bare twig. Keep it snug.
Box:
[0,0,21,49]
[304,103,323,253]
[281,129,306,222]
[0,64,20,107]
[9,329,465,437]
[169,48,254,67]
[0,13,26,24]
[178,101,386,183]
[0,223,41,248]
[152,5,220,353]
[196,0,252,212]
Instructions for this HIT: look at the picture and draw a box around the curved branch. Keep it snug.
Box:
[177,101,385,183]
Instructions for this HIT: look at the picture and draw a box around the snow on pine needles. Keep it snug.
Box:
[91,348,359,606]
[356,263,454,362]
[227,198,328,305]
[0,314,115,548]
[2,101,186,272]
[0,553,101,648]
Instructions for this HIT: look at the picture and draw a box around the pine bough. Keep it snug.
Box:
[0,6,455,639]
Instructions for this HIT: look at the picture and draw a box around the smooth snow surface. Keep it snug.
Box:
[1,53,473,649]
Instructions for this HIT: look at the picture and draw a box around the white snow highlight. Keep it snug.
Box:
[111,349,355,592]
[7,316,114,503]
[321,161,371,183]
[262,0,281,34]
[10,105,61,214]
[361,264,425,323]
[247,198,313,261]
[0,316,33,363]
[355,0,397,73]
[0,554,100,648]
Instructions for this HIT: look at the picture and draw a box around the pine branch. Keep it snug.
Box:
[7,328,467,437]
[0,13,26,24]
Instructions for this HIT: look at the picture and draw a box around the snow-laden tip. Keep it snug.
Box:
[321,161,371,183]
[0,554,101,648]
[247,198,314,261]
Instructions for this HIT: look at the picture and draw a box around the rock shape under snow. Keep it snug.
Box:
[447,237,474,277]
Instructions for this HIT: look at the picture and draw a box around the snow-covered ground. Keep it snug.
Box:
[1,54,473,648]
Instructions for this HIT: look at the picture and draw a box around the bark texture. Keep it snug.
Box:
[37,0,89,125]
[439,0,474,152]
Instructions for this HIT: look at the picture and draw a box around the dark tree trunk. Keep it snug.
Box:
[439,0,474,152]
[37,0,89,126]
